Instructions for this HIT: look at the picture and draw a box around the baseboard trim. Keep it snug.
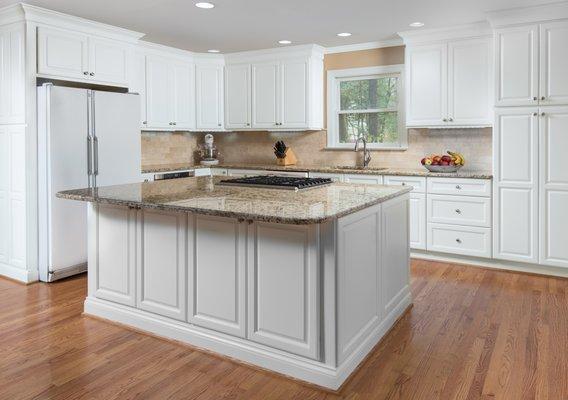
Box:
[411,251,568,278]
[84,289,411,390]
[0,262,38,283]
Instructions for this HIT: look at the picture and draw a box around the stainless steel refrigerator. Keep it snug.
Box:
[37,84,141,282]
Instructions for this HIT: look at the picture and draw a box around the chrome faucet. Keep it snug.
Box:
[354,137,371,168]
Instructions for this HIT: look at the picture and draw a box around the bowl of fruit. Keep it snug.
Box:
[421,151,465,173]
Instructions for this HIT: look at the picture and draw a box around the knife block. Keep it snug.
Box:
[276,148,297,166]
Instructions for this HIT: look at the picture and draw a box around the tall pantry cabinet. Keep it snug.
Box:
[490,6,568,268]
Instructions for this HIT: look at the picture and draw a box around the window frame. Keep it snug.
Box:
[326,64,406,150]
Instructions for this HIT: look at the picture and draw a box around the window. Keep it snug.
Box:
[327,65,406,149]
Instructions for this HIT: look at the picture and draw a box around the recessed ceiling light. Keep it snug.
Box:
[278,40,292,45]
[208,49,220,53]
[195,2,215,9]
[337,32,352,37]
[409,22,424,27]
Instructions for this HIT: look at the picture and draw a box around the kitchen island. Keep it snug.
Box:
[58,176,412,390]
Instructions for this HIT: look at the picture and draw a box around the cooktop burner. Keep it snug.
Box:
[218,175,333,191]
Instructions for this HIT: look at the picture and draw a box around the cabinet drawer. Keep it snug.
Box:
[427,177,491,197]
[343,174,383,185]
[427,195,491,227]
[309,172,343,182]
[384,176,426,193]
[211,168,228,176]
[427,223,491,258]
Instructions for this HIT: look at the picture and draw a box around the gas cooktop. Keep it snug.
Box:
[218,175,333,191]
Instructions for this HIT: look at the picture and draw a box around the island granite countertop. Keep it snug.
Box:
[57,176,412,225]
[141,163,492,179]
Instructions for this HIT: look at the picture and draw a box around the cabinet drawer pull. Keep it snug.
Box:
[83,71,89,75]
[455,185,462,190]
[533,96,538,101]
[541,112,546,116]
[401,182,406,186]
[456,238,462,244]
[89,72,95,76]
[443,118,448,122]
[541,96,545,100]
[455,209,462,214]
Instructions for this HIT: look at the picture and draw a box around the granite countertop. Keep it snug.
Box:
[141,163,493,179]
[57,176,412,225]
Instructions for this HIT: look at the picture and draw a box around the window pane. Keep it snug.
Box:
[338,112,399,144]
[339,77,398,110]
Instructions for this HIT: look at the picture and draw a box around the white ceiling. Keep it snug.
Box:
[0,0,558,53]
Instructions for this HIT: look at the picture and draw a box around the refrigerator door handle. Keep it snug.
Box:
[93,136,99,176]
[87,136,93,176]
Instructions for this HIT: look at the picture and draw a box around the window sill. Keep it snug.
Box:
[324,146,409,152]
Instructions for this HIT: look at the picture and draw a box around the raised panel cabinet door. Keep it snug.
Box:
[540,107,568,267]
[188,215,246,337]
[540,21,568,106]
[196,64,224,130]
[280,58,308,128]
[0,127,7,263]
[0,25,25,124]
[129,51,147,127]
[252,62,279,129]
[225,64,251,129]
[88,37,129,86]
[172,61,195,130]
[493,108,539,263]
[247,222,319,360]
[406,43,448,126]
[145,56,173,129]
[448,38,492,126]
[93,205,136,306]
[495,25,539,107]
[409,193,426,250]
[137,210,187,320]
[37,27,89,80]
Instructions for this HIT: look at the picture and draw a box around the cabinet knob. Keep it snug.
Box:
[401,182,406,186]
[456,238,462,244]
[541,96,545,101]
[83,71,89,75]
[218,124,222,127]
[456,185,462,190]
[246,123,250,126]
[142,121,147,124]
[89,72,95,76]
[173,122,177,126]
[449,117,454,122]
[532,112,538,116]
[533,97,538,101]
[443,118,448,122]
[455,209,462,214]
[541,112,546,116]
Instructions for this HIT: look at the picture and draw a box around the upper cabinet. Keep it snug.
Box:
[195,62,225,131]
[401,24,493,128]
[225,45,324,131]
[37,26,136,87]
[0,23,25,124]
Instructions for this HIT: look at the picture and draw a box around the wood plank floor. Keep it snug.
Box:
[1,260,567,400]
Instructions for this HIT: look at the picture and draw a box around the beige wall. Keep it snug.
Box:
[142,46,492,172]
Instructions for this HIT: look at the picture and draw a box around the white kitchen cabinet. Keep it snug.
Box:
[188,215,247,337]
[172,61,195,130]
[196,63,224,130]
[494,25,539,107]
[138,210,187,321]
[225,64,251,129]
[427,223,492,258]
[343,174,383,185]
[539,106,568,268]
[409,193,427,250]
[247,222,319,359]
[226,169,308,178]
[308,172,343,182]
[539,21,568,106]
[252,62,280,129]
[280,58,309,128]
[37,26,132,87]
[403,33,492,127]
[0,24,25,124]
[129,51,147,128]
[493,107,539,263]
[406,43,447,127]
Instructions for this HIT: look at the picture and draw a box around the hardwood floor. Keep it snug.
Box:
[1,260,567,400]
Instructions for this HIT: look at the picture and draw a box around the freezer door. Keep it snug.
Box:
[37,85,90,280]
[92,91,141,187]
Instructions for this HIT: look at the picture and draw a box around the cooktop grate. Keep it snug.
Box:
[218,175,333,191]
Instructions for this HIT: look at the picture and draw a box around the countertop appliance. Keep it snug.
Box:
[37,84,141,282]
[218,176,332,191]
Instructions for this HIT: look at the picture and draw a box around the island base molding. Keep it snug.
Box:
[84,194,411,390]
[84,292,412,391]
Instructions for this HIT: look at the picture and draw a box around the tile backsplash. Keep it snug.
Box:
[142,128,492,171]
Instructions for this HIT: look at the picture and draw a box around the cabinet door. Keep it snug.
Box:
[196,64,224,130]
[225,64,251,129]
[448,38,492,126]
[129,51,147,128]
[188,215,246,337]
[88,37,129,86]
[493,107,539,263]
[406,44,448,126]
[495,26,539,107]
[247,222,319,359]
[252,62,279,129]
[172,61,195,130]
[409,193,426,250]
[37,27,89,80]
[540,21,568,106]
[343,174,383,185]
[539,106,568,268]
[145,56,173,129]
[0,24,25,124]
[280,59,308,129]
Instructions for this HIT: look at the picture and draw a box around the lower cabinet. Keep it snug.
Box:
[409,193,427,250]
[343,174,383,185]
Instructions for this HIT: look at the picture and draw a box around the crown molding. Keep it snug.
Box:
[139,40,195,59]
[225,44,325,64]
[398,21,492,45]
[486,1,568,28]
[0,4,26,25]
[19,3,145,42]
[324,39,403,54]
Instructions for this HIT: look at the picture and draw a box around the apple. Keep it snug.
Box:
[440,160,450,166]
[421,157,427,165]
[433,156,442,163]
[441,155,452,163]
